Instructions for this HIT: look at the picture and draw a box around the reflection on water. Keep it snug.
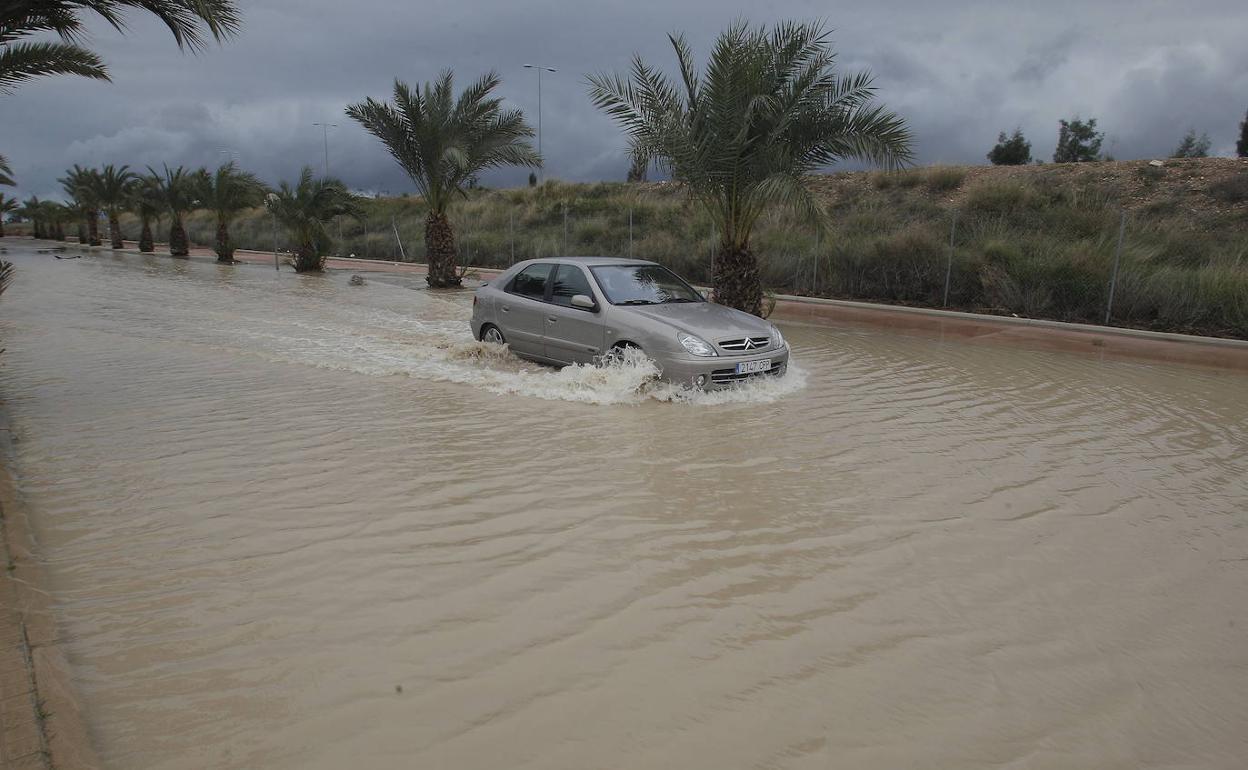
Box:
[1,244,1246,769]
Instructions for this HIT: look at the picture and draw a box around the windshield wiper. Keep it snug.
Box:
[617,299,659,305]
[664,297,698,303]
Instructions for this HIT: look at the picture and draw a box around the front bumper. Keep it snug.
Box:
[659,346,790,389]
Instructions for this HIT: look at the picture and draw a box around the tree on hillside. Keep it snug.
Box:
[0,1,240,93]
[1171,129,1211,158]
[197,161,267,262]
[59,165,100,245]
[94,164,137,248]
[1237,109,1248,158]
[987,128,1032,165]
[1053,117,1103,163]
[589,21,912,315]
[0,193,16,237]
[127,174,164,252]
[264,167,359,273]
[150,164,201,257]
[347,71,541,288]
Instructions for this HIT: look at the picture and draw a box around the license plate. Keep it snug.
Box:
[736,359,771,375]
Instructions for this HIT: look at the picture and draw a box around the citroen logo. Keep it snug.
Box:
[742,338,758,350]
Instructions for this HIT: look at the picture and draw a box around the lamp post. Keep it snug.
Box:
[522,64,556,181]
[312,122,337,177]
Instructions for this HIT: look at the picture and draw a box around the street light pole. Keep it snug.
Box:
[312,122,337,177]
[523,64,556,182]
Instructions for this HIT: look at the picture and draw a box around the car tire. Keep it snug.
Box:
[600,342,639,366]
[481,324,506,345]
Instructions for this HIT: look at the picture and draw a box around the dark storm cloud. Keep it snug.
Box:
[3,0,1247,200]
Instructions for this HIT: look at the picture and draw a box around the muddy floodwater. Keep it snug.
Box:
[1,244,1246,769]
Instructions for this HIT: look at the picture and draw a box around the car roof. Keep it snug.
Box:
[514,256,657,268]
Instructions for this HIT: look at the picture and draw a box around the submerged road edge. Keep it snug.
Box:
[60,239,1248,372]
[0,405,101,770]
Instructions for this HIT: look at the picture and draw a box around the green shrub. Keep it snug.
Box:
[965,179,1036,213]
[1209,173,1248,204]
[924,166,966,192]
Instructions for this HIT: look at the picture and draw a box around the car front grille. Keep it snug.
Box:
[718,336,770,352]
[709,360,785,384]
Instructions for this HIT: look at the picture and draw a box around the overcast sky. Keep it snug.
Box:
[4,0,1247,200]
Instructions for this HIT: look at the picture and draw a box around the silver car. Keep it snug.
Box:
[470,257,789,389]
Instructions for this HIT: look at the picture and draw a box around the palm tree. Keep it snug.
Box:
[59,165,101,245]
[265,167,359,273]
[197,161,266,262]
[127,174,164,253]
[43,200,69,240]
[0,154,13,186]
[0,1,240,93]
[16,197,42,238]
[346,71,540,287]
[0,193,16,236]
[149,164,201,256]
[589,21,913,315]
[94,164,137,249]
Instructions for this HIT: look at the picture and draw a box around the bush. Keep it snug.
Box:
[965,179,1036,213]
[1209,173,1248,204]
[924,166,966,192]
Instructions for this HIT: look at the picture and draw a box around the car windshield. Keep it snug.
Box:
[589,264,704,305]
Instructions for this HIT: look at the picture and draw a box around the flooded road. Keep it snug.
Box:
[1,243,1246,769]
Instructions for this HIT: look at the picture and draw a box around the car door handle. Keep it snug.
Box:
[547,317,558,323]
[501,305,510,312]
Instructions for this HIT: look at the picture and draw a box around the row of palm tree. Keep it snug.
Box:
[5,12,913,314]
[11,163,357,271]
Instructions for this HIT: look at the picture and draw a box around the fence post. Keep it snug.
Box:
[364,219,369,259]
[813,229,820,295]
[1105,210,1126,325]
[509,209,515,266]
[562,202,568,256]
[392,216,407,261]
[628,207,633,258]
[942,211,958,307]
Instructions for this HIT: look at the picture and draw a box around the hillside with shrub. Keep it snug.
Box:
[114,156,1248,338]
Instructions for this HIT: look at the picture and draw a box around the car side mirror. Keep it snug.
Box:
[570,294,597,311]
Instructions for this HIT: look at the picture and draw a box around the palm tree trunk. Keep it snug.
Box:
[713,243,764,316]
[55,222,66,241]
[87,210,101,246]
[31,219,41,239]
[109,213,124,249]
[77,221,88,244]
[424,211,461,288]
[292,241,322,272]
[215,217,234,262]
[0,220,5,238]
[169,215,189,257]
[139,217,154,252]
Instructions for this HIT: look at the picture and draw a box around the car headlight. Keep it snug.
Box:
[771,325,785,348]
[678,332,718,357]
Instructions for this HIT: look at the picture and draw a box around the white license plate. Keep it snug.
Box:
[736,359,771,375]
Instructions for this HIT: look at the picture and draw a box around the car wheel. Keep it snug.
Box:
[600,342,639,366]
[482,325,506,345]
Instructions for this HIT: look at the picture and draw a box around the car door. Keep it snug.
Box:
[544,264,605,365]
[500,263,554,356]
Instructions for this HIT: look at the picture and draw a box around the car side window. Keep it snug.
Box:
[507,263,553,300]
[550,264,594,307]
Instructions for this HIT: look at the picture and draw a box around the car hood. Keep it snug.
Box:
[623,302,772,340]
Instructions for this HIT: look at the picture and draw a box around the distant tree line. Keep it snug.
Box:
[989,111,1248,165]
